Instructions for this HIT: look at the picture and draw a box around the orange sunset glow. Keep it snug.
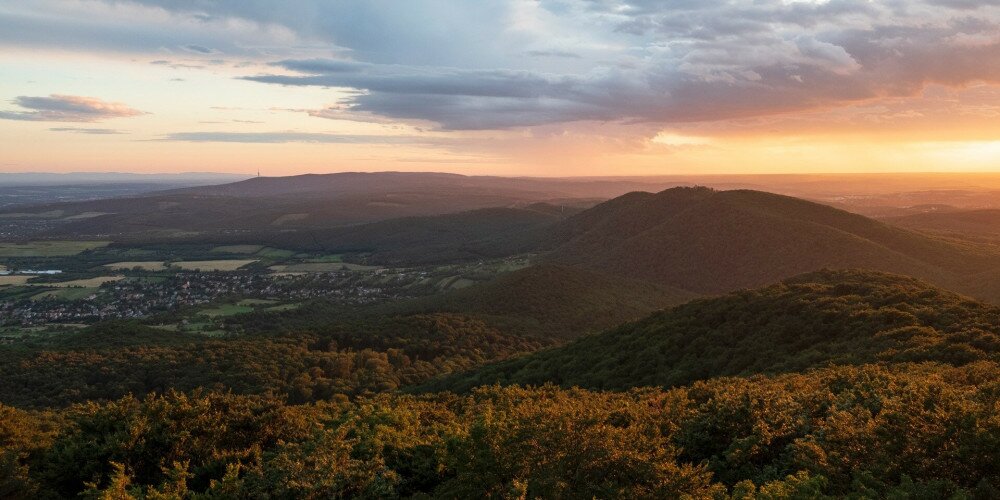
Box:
[1,0,998,176]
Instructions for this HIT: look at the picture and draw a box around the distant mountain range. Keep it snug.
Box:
[10,171,1000,240]
[0,172,248,186]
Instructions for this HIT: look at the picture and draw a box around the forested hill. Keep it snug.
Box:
[384,264,696,339]
[545,187,1000,300]
[425,269,1000,392]
[237,264,695,341]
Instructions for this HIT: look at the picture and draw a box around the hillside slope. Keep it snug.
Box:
[546,187,1000,298]
[273,205,569,263]
[0,172,680,240]
[426,269,1000,392]
[886,209,1000,244]
[238,264,695,341]
[386,264,696,339]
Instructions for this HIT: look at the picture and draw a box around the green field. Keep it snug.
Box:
[197,304,255,317]
[0,240,109,257]
[264,303,301,312]
[255,247,296,259]
[171,260,257,271]
[211,245,264,254]
[236,299,276,306]
[305,254,344,263]
[197,299,293,317]
[105,261,167,271]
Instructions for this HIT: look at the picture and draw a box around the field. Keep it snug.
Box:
[31,287,99,301]
[197,304,255,317]
[41,276,123,287]
[210,245,295,259]
[105,261,167,271]
[305,254,343,263]
[270,262,379,273]
[211,245,263,254]
[197,299,286,317]
[0,240,109,257]
[0,275,31,286]
[63,211,109,220]
[236,299,276,306]
[171,260,257,271]
[0,210,65,219]
[255,247,297,259]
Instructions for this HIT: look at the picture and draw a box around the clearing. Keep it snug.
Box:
[0,240,109,257]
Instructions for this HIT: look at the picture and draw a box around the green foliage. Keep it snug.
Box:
[0,314,543,408]
[1,363,999,497]
[430,269,1000,392]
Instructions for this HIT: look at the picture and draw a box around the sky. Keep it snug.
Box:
[0,0,998,177]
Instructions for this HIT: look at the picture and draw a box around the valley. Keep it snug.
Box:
[4,173,1000,497]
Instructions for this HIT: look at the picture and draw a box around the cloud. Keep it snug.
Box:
[525,50,581,58]
[229,0,1000,130]
[49,127,127,134]
[0,0,325,62]
[183,44,214,54]
[159,132,441,144]
[4,0,999,132]
[1,95,146,122]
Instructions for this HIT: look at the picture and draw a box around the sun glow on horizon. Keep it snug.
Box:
[0,1,998,176]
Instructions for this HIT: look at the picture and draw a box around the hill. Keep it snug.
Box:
[886,209,1000,244]
[0,314,544,409]
[425,269,1000,392]
[0,172,681,240]
[237,264,695,341]
[385,264,696,339]
[253,204,572,264]
[545,187,1000,299]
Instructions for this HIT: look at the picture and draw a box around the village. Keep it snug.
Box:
[0,268,436,327]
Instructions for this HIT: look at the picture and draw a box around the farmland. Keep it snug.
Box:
[0,275,31,286]
[0,240,109,257]
[210,244,263,254]
[105,261,168,271]
[42,276,124,287]
[31,287,99,301]
[171,260,258,271]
